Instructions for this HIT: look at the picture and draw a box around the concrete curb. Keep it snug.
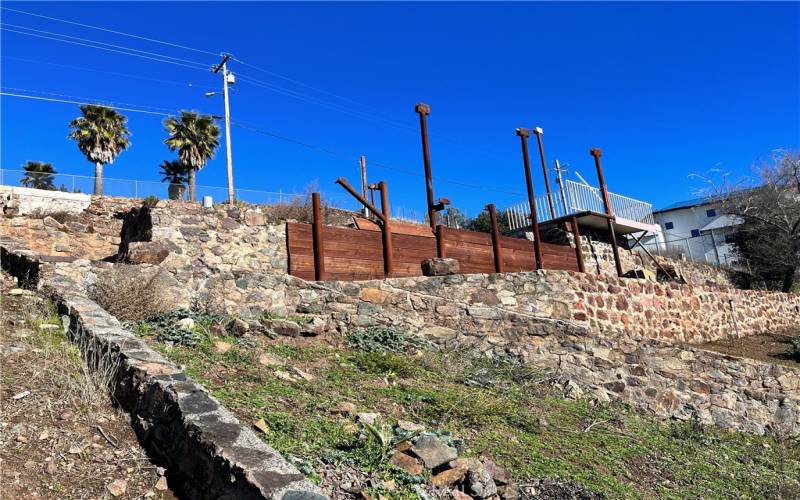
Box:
[2,247,326,500]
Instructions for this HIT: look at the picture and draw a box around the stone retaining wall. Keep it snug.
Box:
[1,249,325,500]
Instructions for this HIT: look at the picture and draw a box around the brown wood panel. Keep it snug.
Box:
[287,222,582,281]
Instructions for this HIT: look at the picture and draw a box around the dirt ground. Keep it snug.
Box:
[0,272,176,499]
[699,331,800,368]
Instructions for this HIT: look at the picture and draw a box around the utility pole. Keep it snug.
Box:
[359,156,369,217]
[213,53,235,206]
[554,159,569,215]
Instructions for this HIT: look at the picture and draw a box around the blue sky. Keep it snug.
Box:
[1,1,798,215]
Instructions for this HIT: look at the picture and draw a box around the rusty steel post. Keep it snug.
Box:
[336,177,385,222]
[570,216,586,273]
[516,127,543,270]
[378,181,394,277]
[311,192,325,281]
[415,102,438,230]
[532,127,556,220]
[487,204,505,273]
[590,148,624,277]
[436,224,447,259]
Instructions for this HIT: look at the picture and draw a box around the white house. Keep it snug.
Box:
[646,197,742,265]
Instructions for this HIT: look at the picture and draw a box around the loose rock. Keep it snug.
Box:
[411,434,458,469]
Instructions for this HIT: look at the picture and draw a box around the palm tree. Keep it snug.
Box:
[68,105,131,195]
[160,160,189,200]
[163,111,220,202]
[20,161,56,190]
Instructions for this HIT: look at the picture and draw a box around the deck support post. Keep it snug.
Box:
[311,192,326,281]
[590,148,624,277]
[487,204,505,273]
[516,127,544,270]
[570,216,586,273]
[378,181,394,277]
[436,224,447,259]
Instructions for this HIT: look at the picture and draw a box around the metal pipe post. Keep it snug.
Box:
[436,224,447,258]
[415,103,437,230]
[359,156,369,217]
[311,192,325,281]
[570,216,586,273]
[532,127,556,219]
[516,127,543,269]
[378,181,394,277]
[590,148,624,277]
[487,204,505,273]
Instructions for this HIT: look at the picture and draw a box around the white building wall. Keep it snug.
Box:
[652,204,737,265]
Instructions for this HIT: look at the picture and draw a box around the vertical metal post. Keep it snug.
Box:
[311,192,325,281]
[590,148,624,277]
[436,224,447,258]
[415,103,437,230]
[532,127,556,220]
[570,216,586,273]
[359,156,369,217]
[212,54,235,206]
[516,128,543,270]
[378,181,394,276]
[487,204,504,273]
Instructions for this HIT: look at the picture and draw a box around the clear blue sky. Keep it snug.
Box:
[1,1,798,215]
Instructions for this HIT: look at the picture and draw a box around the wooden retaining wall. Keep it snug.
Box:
[287,222,579,281]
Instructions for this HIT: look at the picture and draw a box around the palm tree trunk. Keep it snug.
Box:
[188,168,196,202]
[94,162,104,195]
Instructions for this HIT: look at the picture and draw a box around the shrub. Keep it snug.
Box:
[348,326,431,353]
[353,351,418,378]
[786,339,800,361]
[142,195,159,207]
[88,265,173,322]
[141,308,226,346]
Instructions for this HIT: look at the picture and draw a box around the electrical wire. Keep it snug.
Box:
[1,27,210,71]
[1,23,212,68]
[0,91,171,116]
[0,86,179,114]
[1,6,219,56]
[1,55,203,88]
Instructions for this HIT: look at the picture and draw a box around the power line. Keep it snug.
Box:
[1,6,219,56]
[1,55,202,88]
[3,90,524,196]
[2,23,211,68]
[0,86,178,114]
[0,91,171,116]
[1,27,210,71]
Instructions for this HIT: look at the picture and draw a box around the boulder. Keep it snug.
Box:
[127,241,169,264]
[410,434,458,469]
[228,318,250,336]
[263,319,302,338]
[465,466,498,499]
[388,452,423,475]
[421,258,460,276]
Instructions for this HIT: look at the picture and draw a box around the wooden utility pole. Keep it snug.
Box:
[212,53,235,206]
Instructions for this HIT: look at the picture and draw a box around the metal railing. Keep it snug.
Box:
[0,168,359,210]
[504,180,655,231]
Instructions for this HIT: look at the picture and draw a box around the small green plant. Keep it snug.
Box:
[142,195,159,207]
[353,351,418,378]
[348,326,431,353]
[142,308,226,346]
[786,339,800,361]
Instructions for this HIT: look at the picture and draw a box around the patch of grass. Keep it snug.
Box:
[152,338,800,499]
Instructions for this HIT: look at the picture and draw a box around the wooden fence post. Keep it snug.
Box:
[436,224,447,258]
[487,204,504,273]
[311,192,325,281]
[378,181,394,277]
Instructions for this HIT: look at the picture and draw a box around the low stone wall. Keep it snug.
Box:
[1,249,325,500]
[527,331,800,435]
[0,185,92,215]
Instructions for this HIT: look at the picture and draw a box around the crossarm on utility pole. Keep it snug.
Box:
[336,177,386,223]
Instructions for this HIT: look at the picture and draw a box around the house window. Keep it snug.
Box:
[664,222,674,230]
[724,233,735,244]
[691,229,700,238]
[706,208,716,217]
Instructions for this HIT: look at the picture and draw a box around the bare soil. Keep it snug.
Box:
[699,331,800,368]
[0,272,176,499]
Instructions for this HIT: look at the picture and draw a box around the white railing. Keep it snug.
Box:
[0,168,359,210]
[504,179,655,231]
